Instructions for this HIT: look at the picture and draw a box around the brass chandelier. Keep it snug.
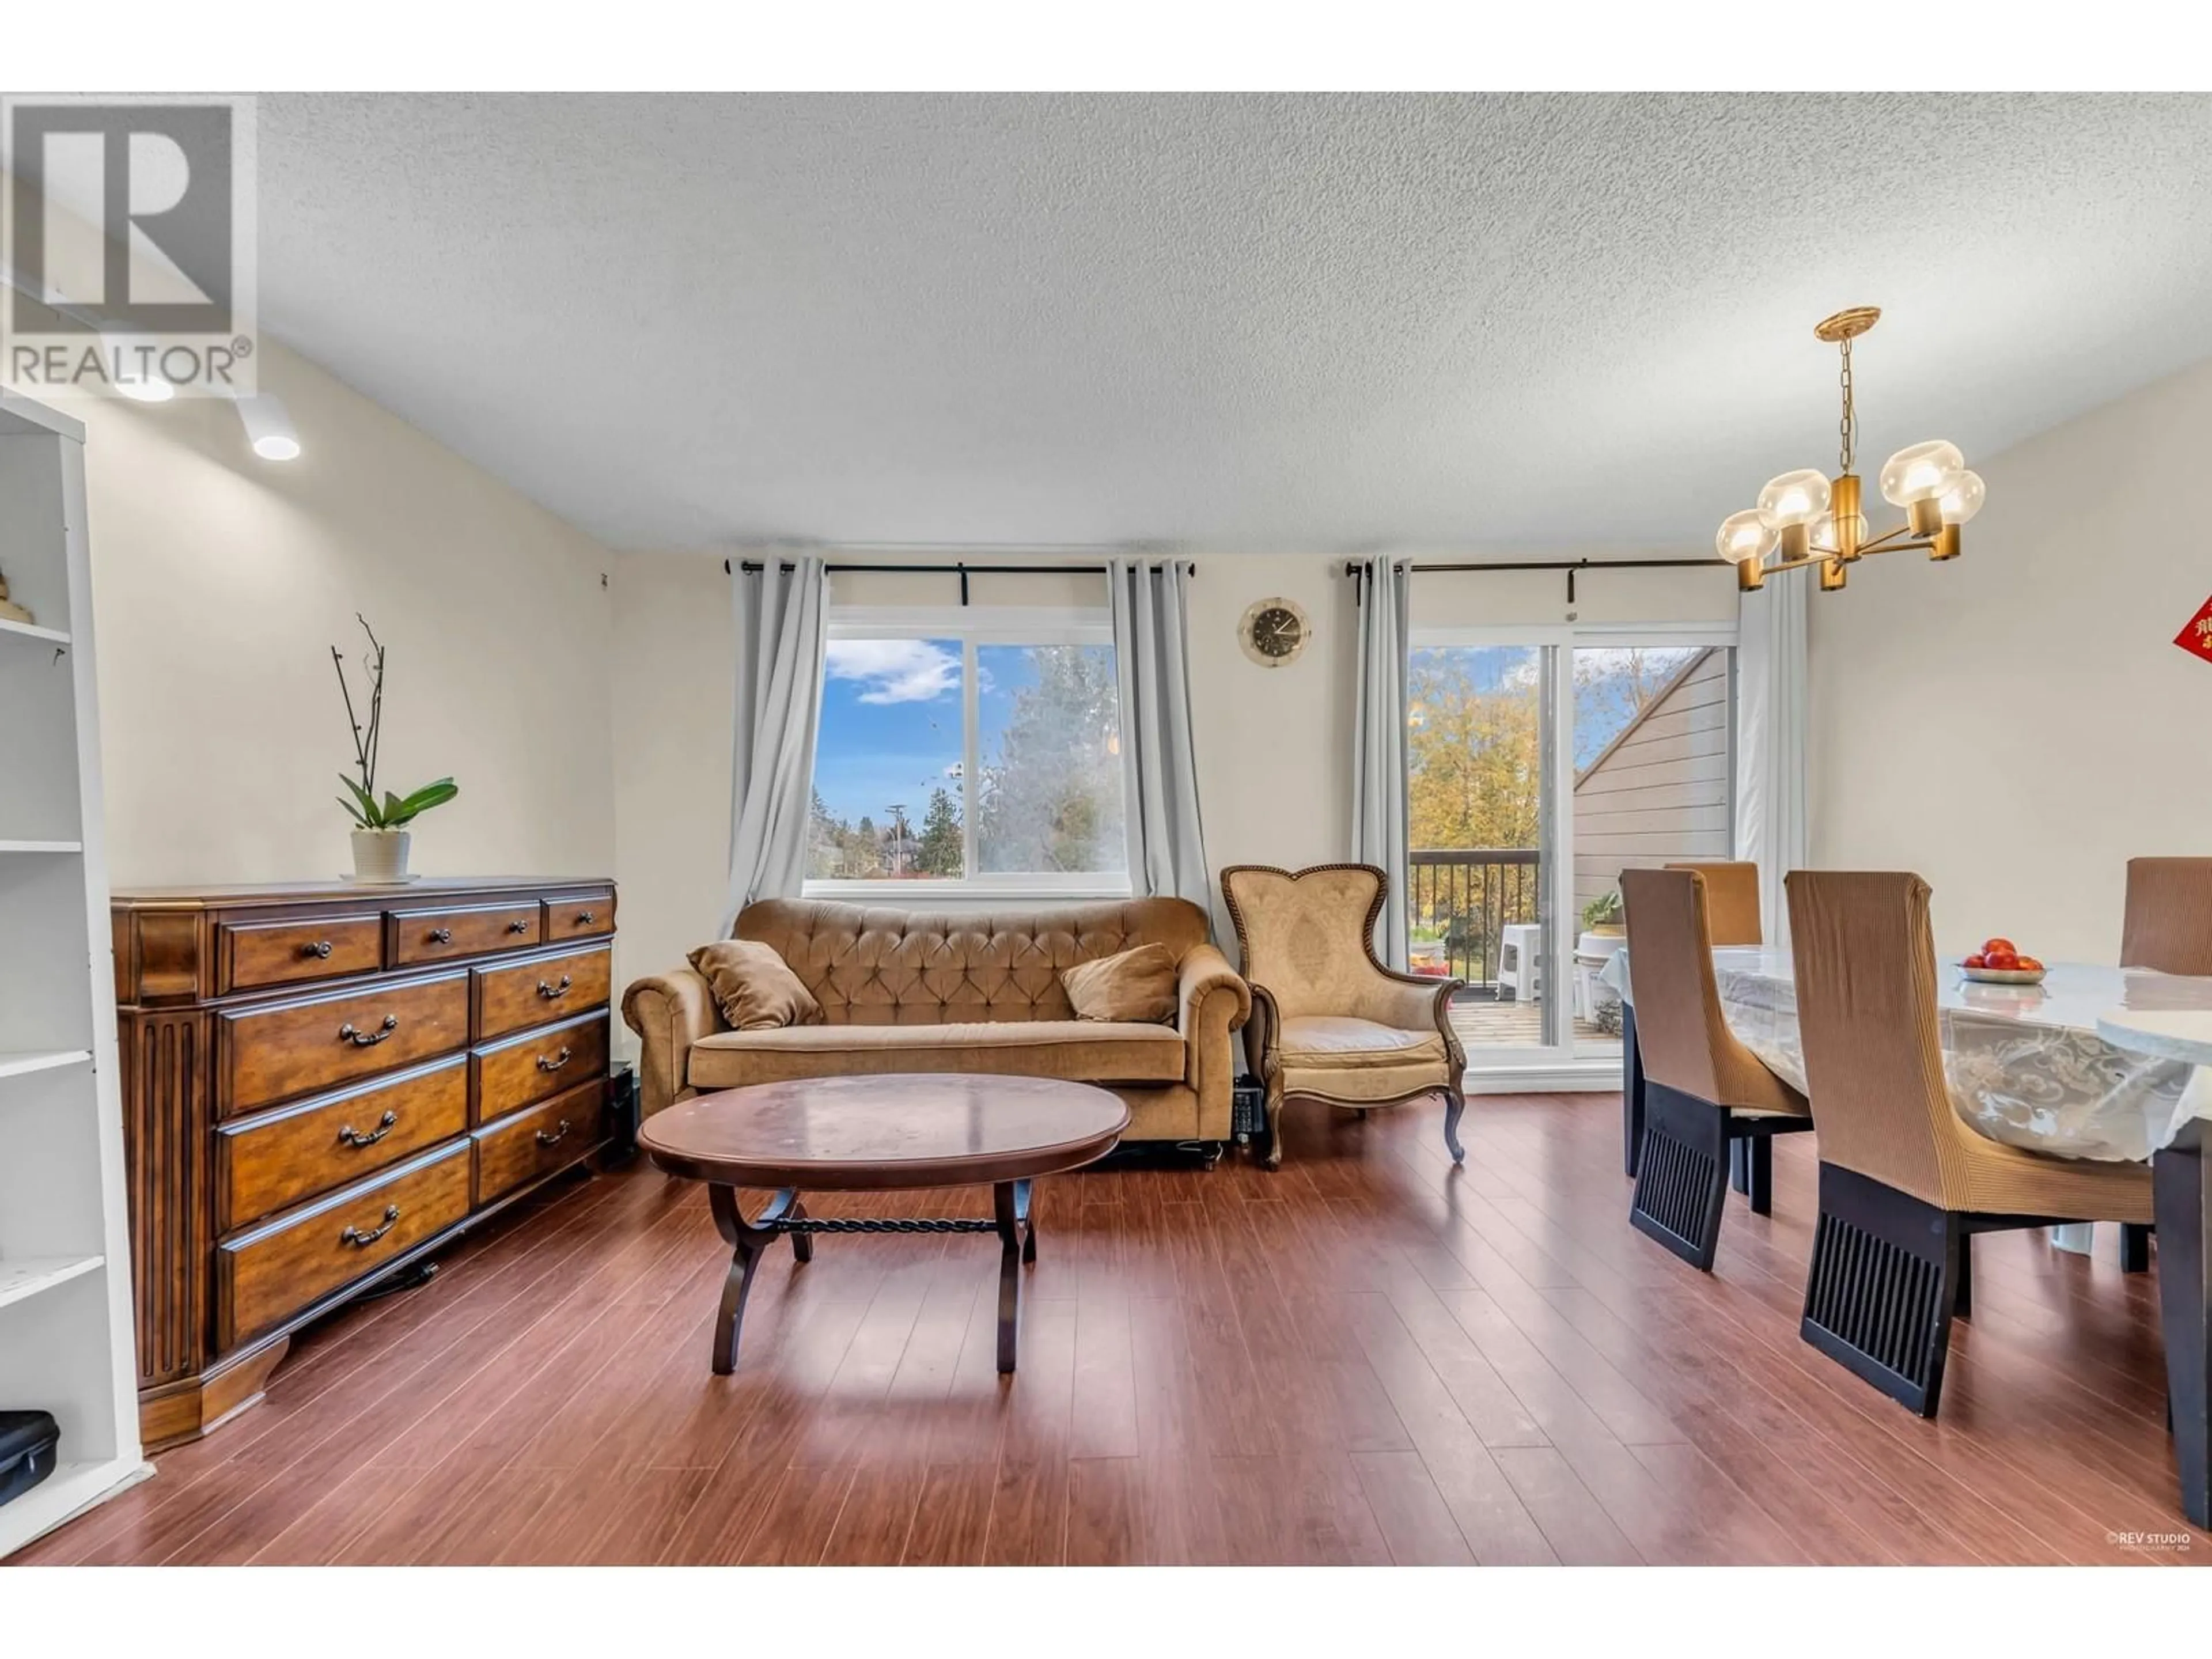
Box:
[1716,307,1984,592]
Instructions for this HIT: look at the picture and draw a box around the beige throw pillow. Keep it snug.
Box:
[1061,943,1179,1024]
[689,940,824,1031]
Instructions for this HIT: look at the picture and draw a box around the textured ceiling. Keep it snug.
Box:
[255,92,2212,553]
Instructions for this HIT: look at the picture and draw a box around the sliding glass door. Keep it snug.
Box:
[1407,625,1736,1076]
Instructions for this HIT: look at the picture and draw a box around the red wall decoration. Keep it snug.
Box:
[2176,596,2212,665]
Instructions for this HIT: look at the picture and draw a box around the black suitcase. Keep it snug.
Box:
[0,1410,59,1508]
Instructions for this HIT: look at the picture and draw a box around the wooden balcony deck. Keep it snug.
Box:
[1449,997,1613,1049]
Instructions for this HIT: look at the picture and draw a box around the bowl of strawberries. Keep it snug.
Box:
[1961,937,2046,984]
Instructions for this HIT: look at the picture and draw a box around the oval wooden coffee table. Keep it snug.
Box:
[640,1074,1128,1376]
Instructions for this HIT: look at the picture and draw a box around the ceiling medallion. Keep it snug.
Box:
[1716,307,1984,593]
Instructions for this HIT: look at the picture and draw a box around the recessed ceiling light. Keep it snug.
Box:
[117,377,175,403]
[236,393,302,462]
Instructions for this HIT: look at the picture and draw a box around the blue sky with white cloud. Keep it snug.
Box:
[813,638,1041,826]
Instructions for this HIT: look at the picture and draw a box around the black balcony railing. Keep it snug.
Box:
[1406,848,1541,992]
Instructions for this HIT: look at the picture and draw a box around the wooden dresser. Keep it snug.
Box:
[110,877,618,1450]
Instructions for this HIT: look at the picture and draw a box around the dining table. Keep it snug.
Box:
[1605,949,2212,1528]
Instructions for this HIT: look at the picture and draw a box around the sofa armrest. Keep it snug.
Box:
[1177,945,1251,1130]
[1177,943,1251,1037]
[621,965,725,1118]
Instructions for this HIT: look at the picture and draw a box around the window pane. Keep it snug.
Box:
[810,637,965,880]
[1571,643,1735,1061]
[975,643,1127,875]
[1405,645,1547,1051]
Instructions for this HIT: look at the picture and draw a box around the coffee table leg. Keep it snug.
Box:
[995,1180,1031,1374]
[707,1185,802,1376]
[1015,1177,1036,1264]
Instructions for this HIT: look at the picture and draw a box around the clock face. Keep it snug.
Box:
[1240,598,1310,666]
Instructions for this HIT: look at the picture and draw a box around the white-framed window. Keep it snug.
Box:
[803,605,1131,900]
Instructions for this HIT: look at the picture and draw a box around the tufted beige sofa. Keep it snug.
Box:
[621,896,1251,1143]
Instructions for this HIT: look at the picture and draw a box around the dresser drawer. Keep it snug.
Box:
[389,899,543,967]
[541,888,615,944]
[472,1011,609,1126]
[219,972,471,1118]
[218,1141,473,1346]
[215,1056,469,1229]
[475,1077,605,1206]
[475,944,612,1040]
[217,912,384,994]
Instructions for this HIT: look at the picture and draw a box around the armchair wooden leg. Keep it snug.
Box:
[1442,1088,1466,1164]
[1263,1082,1287,1171]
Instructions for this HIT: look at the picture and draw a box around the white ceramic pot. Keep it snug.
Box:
[349,827,413,884]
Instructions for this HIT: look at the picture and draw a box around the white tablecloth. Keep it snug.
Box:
[1603,949,2212,1162]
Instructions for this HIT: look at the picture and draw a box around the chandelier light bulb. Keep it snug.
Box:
[1878,440,1965,507]
[1715,509,1778,565]
[1756,469,1832,529]
[1938,469,1986,525]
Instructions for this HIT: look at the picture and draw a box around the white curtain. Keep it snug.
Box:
[722,555,829,931]
[1351,558,1412,969]
[1734,577,1809,948]
[1109,558,1211,915]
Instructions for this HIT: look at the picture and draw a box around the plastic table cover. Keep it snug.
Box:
[1603,950,2212,1162]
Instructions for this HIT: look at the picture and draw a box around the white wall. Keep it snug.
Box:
[608,553,733,1009]
[75,341,618,888]
[1809,355,2212,960]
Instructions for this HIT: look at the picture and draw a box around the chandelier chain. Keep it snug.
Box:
[1837,338,1857,475]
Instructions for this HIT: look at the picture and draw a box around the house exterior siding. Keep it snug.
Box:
[1571,647,1733,916]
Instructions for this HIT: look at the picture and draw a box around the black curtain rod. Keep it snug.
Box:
[722,560,1158,575]
[1342,557,1724,576]
[721,557,1196,604]
[1344,555,1726,606]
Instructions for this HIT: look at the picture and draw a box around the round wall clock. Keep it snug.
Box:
[1239,597,1311,668]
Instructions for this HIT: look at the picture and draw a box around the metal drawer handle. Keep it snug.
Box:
[341,1205,401,1247]
[301,940,334,959]
[536,1046,573,1073]
[537,975,571,1000]
[507,919,531,934]
[535,1119,573,1148]
[576,910,597,925]
[339,1014,400,1046]
[338,1110,399,1147]
[429,927,453,944]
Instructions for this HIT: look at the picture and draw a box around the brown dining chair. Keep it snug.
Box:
[1619,869,1813,1270]
[1664,860,1762,946]
[1623,860,1765,1177]
[2121,857,2212,975]
[1785,870,2156,1417]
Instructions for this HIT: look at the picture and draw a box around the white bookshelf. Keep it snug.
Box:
[0,392,149,1556]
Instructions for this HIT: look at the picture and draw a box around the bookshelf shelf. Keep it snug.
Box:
[0,393,146,1559]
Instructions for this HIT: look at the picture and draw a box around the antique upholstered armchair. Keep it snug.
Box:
[1220,863,1467,1169]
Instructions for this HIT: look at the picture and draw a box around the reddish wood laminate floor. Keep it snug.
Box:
[17,1092,2210,1567]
